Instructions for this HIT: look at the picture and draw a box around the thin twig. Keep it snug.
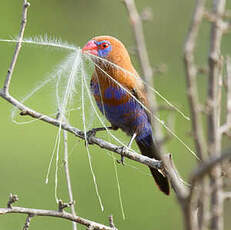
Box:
[191,148,231,182]
[108,215,116,228]
[23,214,33,230]
[7,194,19,208]
[123,0,165,154]
[123,0,153,87]
[220,56,231,134]
[2,0,30,95]
[63,130,77,230]
[226,56,231,126]
[0,206,116,230]
[58,200,75,212]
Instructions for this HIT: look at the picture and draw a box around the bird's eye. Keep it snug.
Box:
[100,42,109,49]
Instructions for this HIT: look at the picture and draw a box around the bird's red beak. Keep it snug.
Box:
[82,40,98,56]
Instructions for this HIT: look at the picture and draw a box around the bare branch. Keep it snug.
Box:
[0,90,162,171]
[23,214,33,230]
[207,1,227,229]
[108,215,116,228]
[63,130,77,230]
[58,200,75,212]
[183,0,207,160]
[0,206,116,230]
[162,154,188,201]
[191,148,231,182]
[204,10,231,33]
[123,0,166,154]
[123,0,153,84]
[2,0,30,95]
[220,56,231,134]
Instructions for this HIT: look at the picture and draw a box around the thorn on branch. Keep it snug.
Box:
[7,194,19,208]
[58,200,75,212]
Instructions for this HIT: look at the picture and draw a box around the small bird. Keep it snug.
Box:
[82,36,170,195]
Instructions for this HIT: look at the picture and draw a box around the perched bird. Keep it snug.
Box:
[82,36,170,195]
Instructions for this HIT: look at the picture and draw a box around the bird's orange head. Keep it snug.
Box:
[82,36,132,67]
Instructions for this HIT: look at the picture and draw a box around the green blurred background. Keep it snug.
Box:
[0,0,230,229]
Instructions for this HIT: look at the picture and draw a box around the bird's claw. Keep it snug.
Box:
[85,128,97,145]
[116,146,127,165]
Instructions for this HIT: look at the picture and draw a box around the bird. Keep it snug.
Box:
[82,35,170,195]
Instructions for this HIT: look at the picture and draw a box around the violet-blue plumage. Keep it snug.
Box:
[104,86,127,100]
[114,87,127,100]
[96,40,112,57]
[91,80,152,141]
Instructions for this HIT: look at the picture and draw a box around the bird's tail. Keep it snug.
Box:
[136,134,170,195]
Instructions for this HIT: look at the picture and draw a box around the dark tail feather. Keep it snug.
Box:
[136,135,170,195]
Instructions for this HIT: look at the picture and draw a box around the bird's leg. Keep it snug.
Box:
[86,126,118,144]
[117,132,137,165]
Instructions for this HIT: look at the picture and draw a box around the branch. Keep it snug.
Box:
[191,148,231,182]
[207,1,226,229]
[123,0,165,154]
[220,56,231,134]
[23,214,33,230]
[123,0,153,84]
[108,215,116,229]
[7,194,19,208]
[3,0,30,95]
[183,0,207,161]
[204,10,231,33]
[0,89,162,171]
[3,194,116,230]
[162,154,188,200]
[0,206,116,230]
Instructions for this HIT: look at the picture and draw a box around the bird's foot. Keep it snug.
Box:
[85,128,97,145]
[116,146,128,165]
[85,126,115,145]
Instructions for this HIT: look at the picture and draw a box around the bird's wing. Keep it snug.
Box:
[127,72,151,121]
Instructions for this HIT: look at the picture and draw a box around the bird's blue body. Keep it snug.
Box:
[90,80,152,143]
